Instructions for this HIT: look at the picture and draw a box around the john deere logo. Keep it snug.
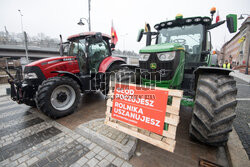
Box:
[150,63,157,69]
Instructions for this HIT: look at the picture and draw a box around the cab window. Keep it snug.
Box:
[88,40,110,72]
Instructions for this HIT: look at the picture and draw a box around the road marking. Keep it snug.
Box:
[236,83,250,87]
[0,117,44,137]
[236,98,250,101]
[0,127,61,161]
[0,111,31,123]
[0,105,29,114]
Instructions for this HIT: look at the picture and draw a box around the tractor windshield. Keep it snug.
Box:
[157,24,204,63]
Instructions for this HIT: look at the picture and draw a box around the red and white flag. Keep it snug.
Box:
[111,20,118,45]
[216,11,220,23]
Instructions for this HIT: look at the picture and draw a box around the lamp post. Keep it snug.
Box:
[245,45,250,74]
[18,10,24,33]
[78,0,91,31]
[88,0,91,31]
[18,9,29,64]
[121,33,128,51]
[77,17,90,31]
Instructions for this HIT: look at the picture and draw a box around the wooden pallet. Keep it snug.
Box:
[105,83,183,153]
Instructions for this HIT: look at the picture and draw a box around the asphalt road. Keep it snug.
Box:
[234,77,250,159]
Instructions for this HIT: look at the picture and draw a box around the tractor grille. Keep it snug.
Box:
[24,66,46,86]
[139,51,180,80]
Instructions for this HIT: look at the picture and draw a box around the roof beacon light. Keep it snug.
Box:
[176,14,183,19]
[210,7,216,15]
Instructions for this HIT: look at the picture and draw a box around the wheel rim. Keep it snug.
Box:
[50,85,76,111]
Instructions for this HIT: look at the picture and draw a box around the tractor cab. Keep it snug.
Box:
[137,12,237,94]
[134,9,239,147]
[66,32,112,74]
[156,18,209,68]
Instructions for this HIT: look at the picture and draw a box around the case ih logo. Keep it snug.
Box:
[150,63,157,69]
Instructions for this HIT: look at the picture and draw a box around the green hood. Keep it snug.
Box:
[139,43,184,53]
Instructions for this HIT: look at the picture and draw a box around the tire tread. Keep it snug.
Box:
[190,74,237,146]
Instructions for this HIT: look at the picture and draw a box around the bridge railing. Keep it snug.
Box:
[0,40,59,49]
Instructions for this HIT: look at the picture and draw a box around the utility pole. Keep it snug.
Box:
[88,0,91,31]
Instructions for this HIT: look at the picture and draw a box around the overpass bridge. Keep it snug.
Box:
[0,45,139,65]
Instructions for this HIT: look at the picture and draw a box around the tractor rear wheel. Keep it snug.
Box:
[102,65,138,95]
[36,77,81,119]
[101,64,127,95]
[189,74,237,146]
[101,64,120,95]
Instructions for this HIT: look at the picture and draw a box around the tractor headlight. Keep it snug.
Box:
[24,73,38,79]
[157,52,176,61]
[139,54,150,61]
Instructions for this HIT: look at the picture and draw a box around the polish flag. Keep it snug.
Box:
[216,11,220,23]
[111,20,118,45]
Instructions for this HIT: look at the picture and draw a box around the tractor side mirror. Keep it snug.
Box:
[111,43,115,51]
[210,53,218,66]
[137,29,144,42]
[206,31,212,51]
[226,14,237,33]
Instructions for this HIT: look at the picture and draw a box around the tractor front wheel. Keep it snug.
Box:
[190,74,237,146]
[36,77,81,119]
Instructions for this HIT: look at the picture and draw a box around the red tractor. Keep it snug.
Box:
[7,32,128,118]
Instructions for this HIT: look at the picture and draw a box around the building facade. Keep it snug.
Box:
[219,17,250,67]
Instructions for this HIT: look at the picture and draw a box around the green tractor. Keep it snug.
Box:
[133,9,238,146]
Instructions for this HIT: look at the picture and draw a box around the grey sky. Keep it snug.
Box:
[0,0,249,52]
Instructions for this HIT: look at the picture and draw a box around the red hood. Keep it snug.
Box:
[26,56,75,67]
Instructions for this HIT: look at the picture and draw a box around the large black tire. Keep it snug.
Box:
[101,64,119,95]
[189,74,237,146]
[36,77,81,119]
[101,65,139,96]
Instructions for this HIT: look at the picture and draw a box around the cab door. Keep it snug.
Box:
[87,39,110,73]
[68,40,87,74]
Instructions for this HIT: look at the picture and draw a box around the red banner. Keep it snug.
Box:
[111,84,168,135]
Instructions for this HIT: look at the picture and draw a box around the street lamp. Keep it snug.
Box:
[18,10,24,33]
[78,0,91,31]
[18,9,29,64]
[77,17,90,31]
[238,14,249,20]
